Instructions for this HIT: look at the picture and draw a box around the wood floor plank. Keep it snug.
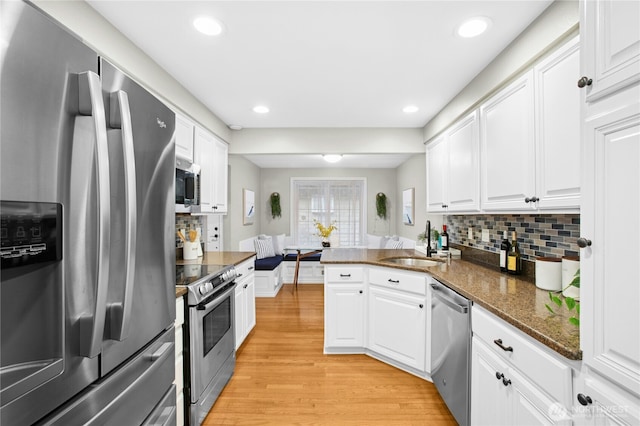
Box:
[204,284,457,425]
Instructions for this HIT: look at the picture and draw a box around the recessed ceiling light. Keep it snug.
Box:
[403,105,419,113]
[457,17,492,38]
[253,105,270,114]
[193,16,223,36]
[229,124,243,130]
[323,154,342,163]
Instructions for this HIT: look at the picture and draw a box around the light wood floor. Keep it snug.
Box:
[205,284,457,425]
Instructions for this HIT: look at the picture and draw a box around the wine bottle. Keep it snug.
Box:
[499,231,511,272]
[441,225,449,251]
[507,231,522,275]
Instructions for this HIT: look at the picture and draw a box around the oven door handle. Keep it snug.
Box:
[196,284,236,312]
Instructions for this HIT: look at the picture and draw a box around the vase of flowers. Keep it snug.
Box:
[314,220,337,247]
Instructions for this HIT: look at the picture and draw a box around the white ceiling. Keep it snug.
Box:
[86,0,553,130]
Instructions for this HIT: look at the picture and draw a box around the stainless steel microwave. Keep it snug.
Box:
[176,158,200,213]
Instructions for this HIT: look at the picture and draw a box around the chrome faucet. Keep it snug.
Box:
[426,220,433,257]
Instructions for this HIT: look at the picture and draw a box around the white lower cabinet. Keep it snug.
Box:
[174,296,185,426]
[234,258,256,350]
[572,370,640,426]
[324,266,365,350]
[368,268,427,372]
[471,306,573,426]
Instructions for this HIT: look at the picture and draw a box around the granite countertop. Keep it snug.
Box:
[175,251,256,299]
[321,248,581,361]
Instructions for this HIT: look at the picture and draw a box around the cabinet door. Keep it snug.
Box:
[574,375,640,426]
[582,0,640,102]
[368,286,426,370]
[426,135,448,213]
[481,70,536,211]
[211,137,228,213]
[234,284,244,350]
[535,36,582,210]
[447,110,480,212]
[471,338,512,426]
[325,283,365,348]
[510,368,572,425]
[194,126,216,212]
[581,88,640,395]
[175,115,194,163]
[244,278,256,336]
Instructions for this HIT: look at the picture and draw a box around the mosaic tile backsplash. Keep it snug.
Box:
[175,214,205,248]
[445,214,580,262]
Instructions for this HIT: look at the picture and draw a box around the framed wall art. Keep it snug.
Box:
[243,188,255,225]
[402,188,414,226]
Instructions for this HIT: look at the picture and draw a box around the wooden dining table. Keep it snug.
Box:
[284,246,325,291]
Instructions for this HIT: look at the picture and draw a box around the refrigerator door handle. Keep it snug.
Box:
[77,71,111,358]
[107,90,138,341]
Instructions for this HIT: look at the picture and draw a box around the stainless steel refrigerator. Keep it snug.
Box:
[1,2,176,424]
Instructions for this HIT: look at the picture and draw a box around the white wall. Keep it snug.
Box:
[225,155,261,251]
[31,0,231,142]
[257,167,397,239]
[230,127,424,154]
[395,154,443,242]
[423,0,579,142]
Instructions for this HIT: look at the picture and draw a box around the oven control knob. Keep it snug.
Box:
[205,282,213,293]
[198,285,207,295]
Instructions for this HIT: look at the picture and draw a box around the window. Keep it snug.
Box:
[291,178,366,247]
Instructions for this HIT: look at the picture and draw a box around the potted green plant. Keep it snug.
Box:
[545,269,580,326]
[314,220,337,247]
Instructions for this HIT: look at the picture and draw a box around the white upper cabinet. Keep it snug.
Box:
[534,36,581,210]
[582,0,640,102]
[426,134,448,213]
[194,126,228,214]
[447,111,480,212]
[426,111,480,213]
[480,70,536,211]
[175,114,194,163]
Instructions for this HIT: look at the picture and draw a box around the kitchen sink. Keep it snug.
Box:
[379,257,443,268]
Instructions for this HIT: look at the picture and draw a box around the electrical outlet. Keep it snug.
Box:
[482,229,490,242]
[468,227,474,240]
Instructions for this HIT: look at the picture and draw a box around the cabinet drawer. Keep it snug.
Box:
[472,306,572,407]
[326,266,364,283]
[369,267,426,295]
[236,257,256,280]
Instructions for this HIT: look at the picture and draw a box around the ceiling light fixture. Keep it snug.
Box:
[229,124,243,130]
[457,17,492,38]
[193,16,224,36]
[323,154,342,163]
[403,105,419,113]
[253,105,270,114]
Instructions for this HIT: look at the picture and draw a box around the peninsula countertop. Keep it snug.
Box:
[321,248,581,361]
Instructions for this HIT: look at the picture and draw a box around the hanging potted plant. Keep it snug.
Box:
[270,192,281,219]
[376,192,387,219]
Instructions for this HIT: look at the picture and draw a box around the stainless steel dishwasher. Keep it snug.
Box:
[429,277,471,426]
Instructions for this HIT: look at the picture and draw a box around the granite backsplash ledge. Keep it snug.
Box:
[445,214,580,262]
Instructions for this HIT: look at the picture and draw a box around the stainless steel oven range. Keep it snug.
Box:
[177,264,238,426]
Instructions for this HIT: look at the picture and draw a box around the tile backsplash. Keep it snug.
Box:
[445,214,580,261]
[175,214,205,248]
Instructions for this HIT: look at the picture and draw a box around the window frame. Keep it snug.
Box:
[289,177,368,247]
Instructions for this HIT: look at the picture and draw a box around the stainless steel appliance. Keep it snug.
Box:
[177,264,237,426]
[1,2,176,424]
[430,277,472,426]
[175,158,200,214]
